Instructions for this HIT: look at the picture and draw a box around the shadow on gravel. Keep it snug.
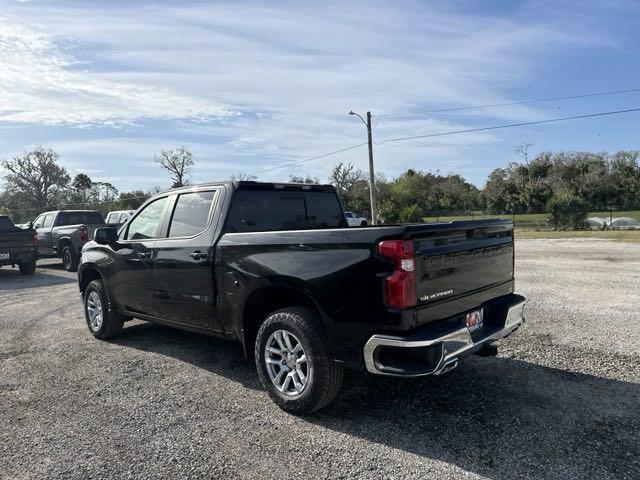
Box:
[112,322,261,391]
[112,322,640,480]
[0,268,76,289]
[314,358,640,480]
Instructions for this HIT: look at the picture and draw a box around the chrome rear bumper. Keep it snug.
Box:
[363,298,525,377]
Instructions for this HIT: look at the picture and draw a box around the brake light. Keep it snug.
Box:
[80,225,89,242]
[378,239,416,309]
[32,231,38,247]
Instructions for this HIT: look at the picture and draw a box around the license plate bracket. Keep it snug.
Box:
[465,309,484,332]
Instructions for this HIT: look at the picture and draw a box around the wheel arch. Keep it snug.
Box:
[78,265,103,295]
[241,285,332,358]
[77,265,115,311]
[57,237,73,253]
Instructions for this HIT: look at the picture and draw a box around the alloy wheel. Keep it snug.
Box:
[264,330,310,397]
[86,291,104,332]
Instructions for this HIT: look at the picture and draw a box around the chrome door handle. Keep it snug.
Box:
[138,251,151,259]
[190,251,207,260]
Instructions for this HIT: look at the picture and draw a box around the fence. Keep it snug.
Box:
[421,209,640,230]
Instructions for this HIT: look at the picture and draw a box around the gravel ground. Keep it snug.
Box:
[1,239,639,480]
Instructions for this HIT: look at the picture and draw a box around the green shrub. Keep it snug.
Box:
[398,204,423,223]
[547,192,589,230]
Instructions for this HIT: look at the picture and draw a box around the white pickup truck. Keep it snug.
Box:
[345,211,368,227]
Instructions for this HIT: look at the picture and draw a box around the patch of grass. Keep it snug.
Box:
[514,229,640,243]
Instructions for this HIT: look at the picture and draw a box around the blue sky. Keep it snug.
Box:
[1,0,639,192]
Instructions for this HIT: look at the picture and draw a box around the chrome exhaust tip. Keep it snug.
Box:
[434,358,459,376]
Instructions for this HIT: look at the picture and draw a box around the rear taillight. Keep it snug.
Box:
[80,225,89,242]
[32,231,38,247]
[378,239,416,309]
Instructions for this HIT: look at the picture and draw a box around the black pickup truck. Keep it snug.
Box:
[0,216,38,275]
[78,181,525,413]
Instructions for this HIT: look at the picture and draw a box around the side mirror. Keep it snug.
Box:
[94,227,118,245]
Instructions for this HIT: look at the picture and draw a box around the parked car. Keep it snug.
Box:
[31,210,108,272]
[0,216,38,275]
[586,217,607,230]
[345,211,368,226]
[78,181,525,413]
[105,210,135,226]
[609,217,640,230]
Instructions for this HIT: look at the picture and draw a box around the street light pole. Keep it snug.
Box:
[349,110,377,225]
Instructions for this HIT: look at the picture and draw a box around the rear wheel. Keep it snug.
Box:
[61,245,79,272]
[19,261,36,275]
[255,307,343,414]
[360,220,368,226]
[83,279,124,339]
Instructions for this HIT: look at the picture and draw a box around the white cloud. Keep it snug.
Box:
[0,17,232,126]
[0,0,620,185]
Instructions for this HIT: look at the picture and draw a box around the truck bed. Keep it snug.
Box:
[0,221,37,266]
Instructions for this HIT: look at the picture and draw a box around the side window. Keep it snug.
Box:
[168,191,216,238]
[124,197,168,240]
[42,214,54,228]
[32,215,44,229]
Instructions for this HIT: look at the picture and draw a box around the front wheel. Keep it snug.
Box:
[255,307,343,414]
[83,279,123,339]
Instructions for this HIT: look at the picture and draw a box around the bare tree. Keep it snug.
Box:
[515,142,532,165]
[155,146,195,188]
[2,146,70,212]
[329,162,365,196]
[230,172,257,181]
[289,175,319,184]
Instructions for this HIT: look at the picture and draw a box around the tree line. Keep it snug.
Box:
[1,145,638,224]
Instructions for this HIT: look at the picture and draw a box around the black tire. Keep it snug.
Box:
[61,244,79,272]
[255,307,343,414]
[83,279,124,339]
[19,261,36,275]
[360,220,368,226]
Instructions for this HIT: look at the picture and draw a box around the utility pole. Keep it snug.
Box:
[349,110,377,225]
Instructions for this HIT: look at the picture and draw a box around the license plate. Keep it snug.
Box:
[465,309,484,332]
[0,253,9,260]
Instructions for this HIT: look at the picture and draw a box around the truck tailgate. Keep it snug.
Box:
[0,231,34,250]
[413,221,513,306]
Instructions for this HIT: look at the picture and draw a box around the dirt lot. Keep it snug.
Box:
[1,239,639,479]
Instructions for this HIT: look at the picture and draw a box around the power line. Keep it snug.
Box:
[375,107,640,145]
[257,142,368,174]
[375,87,640,120]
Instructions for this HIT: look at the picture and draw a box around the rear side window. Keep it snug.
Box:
[57,212,105,225]
[168,191,216,238]
[125,197,168,240]
[225,190,346,233]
